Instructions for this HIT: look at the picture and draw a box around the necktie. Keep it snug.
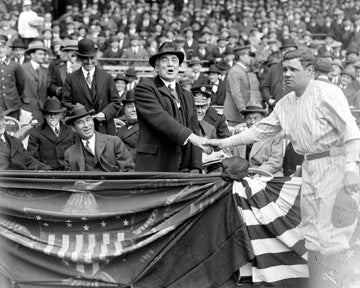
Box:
[85,140,94,155]
[54,127,59,137]
[168,84,180,107]
[35,67,39,74]
[86,72,92,88]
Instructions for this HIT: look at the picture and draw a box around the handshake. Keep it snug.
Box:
[188,133,225,154]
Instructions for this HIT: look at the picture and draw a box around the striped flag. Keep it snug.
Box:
[233,176,309,287]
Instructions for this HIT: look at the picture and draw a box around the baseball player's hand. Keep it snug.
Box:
[344,170,360,194]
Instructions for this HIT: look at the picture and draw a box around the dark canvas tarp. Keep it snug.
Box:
[0,171,253,288]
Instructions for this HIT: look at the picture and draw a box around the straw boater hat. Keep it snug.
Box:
[149,41,184,68]
[64,103,95,125]
[25,40,47,54]
[240,101,268,116]
[40,97,67,113]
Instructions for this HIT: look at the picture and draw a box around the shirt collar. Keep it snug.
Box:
[161,78,176,90]
[82,66,95,78]
[30,60,40,70]
[81,133,96,149]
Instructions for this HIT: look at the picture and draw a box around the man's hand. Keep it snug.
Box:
[233,123,247,134]
[188,133,213,154]
[344,170,360,194]
[93,112,106,121]
[202,138,225,149]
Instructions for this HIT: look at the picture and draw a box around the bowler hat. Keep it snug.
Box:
[76,38,97,58]
[40,97,67,113]
[125,68,137,78]
[114,73,129,83]
[25,40,48,54]
[10,39,27,49]
[314,58,332,73]
[207,65,221,74]
[149,41,184,68]
[279,38,298,50]
[122,90,135,105]
[65,103,95,125]
[240,101,267,116]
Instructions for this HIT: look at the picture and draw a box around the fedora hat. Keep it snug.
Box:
[216,60,230,71]
[40,97,67,113]
[314,57,332,73]
[240,101,267,116]
[341,67,355,79]
[331,58,343,69]
[25,40,48,54]
[149,41,184,68]
[207,65,221,74]
[188,57,203,66]
[125,67,137,78]
[76,38,97,58]
[280,38,298,50]
[64,103,95,125]
[114,73,129,83]
[10,39,27,49]
[122,90,135,105]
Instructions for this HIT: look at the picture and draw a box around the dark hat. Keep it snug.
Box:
[0,35,8,44]
[207,64,221,74]
[216,60,230,71]
[321,50,334,59]
[280,38,298,50]
[174,35,185,42]
[198,37,206,44]
[341,67,355,79]
[40,97,67,113]
[110,35,120,43]
[315,58,332,73]
[331,187,358,228]
[331,59,343,69]
[125,67,137,78]
[234,45,254,56]
[188,57,202,66]
[25,40,48,54]
[228,29,239,38]
[114,73,129,83]
[347,47,359,55]
[64,103,95,125]
[217,35,228,42]
[122,90,135,104]
[10,39,27,49]
[240,101,267,116]
[76,38,97,57]
[191,85,212,105]
[149,41,184,68]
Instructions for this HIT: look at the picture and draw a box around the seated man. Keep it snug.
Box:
[27,97,77,170]
[0,108,52,170]
[116,90,138,161]
[64,103,134,172]
[232,102,284,176]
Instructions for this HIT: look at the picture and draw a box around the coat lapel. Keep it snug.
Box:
[249,141,265,159]
[94,132,106,161]
[41,125,58,143]
[25,62,39,81]
[74,141,85,171]
[75,69,93,103]
[59,63,67,83]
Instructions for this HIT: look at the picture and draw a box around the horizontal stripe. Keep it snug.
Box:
[251,238,291,255]
[251,277,309,287]
[252,264,309,283]
[254,251,308,269]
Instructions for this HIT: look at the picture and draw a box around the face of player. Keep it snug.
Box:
[283,58,312,95]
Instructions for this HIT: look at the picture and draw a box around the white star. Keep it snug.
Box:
[36,215,42,221]
[81,217,87,221]
[67,223,72,228]
[83,225,89,231]
[346,250,355,258]
[43,223,49,227]
[101,221,106,227]
[123,219,129,226]
[355,238,360,247]
[65,219,72,223]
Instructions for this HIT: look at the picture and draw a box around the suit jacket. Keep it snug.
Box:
[193,47,209,61]
[206,46,226,64]
[342,82,359,107]
[27,122,77,170]
[121,47,149,65]
[261,63,288,104]
[0,132,52,171]
[224,63,251,124]
[134,75,202,172]
[64,132,134,172]
[203,106,230,139]
[233,135,284,176]
[62,66,121,135]
[21,62,48,125]
[199,120,216,139]
[192,73,208,87]
[116,121,139,161]
[205,79,226,105]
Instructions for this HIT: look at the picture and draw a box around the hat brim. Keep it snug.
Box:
[149,51,184,68]
[64,109,95,125]
[279,45,297,50]
[25,46,48,54]
[115,77,129,83]
[76,51,97,57]
[240,109,267,116]
[40,107,67,113]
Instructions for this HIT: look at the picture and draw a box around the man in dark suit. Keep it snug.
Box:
[134,42,210,172]
[0,108,51,171]
[62,39,121,135]
[64,103,134,172]
[188,57,208,87]
[27,97,77,170]
[204,65,226,105]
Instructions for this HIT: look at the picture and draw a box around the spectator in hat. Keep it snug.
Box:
[222,46,236,67]
[27,97,76,170]
[227,29,239,50]
[101,36,123,65]
[192,37,209,61]
[184,27,197,54]
[62,38,121,136]
[134,41,209,172]
[0,108,52,171]
[121,35,149,66]
[17,0,41,46]
[10,39,28,65]
[215,60,230,81]
[116,90,138,161]
[64,103,134,172]
[314,57,332,83]
[188,57,208,87]
[330,59,343,85]
[261,37,298,108]
[339,67,359,107]
[207,35,228,65]
[231,101,284,176]
[0,14,18,43]
[317,32,337,58]
[41,27,52,49]
[174,35,188,61]
[48,39,80,99]
[113,74,129,103]
[0,35,25,120]
[21,40,49,126]
[223,45,259,126]
[204,64,226,106]
[125,67,138,91]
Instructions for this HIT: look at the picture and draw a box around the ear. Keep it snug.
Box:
[307,65,314,75]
